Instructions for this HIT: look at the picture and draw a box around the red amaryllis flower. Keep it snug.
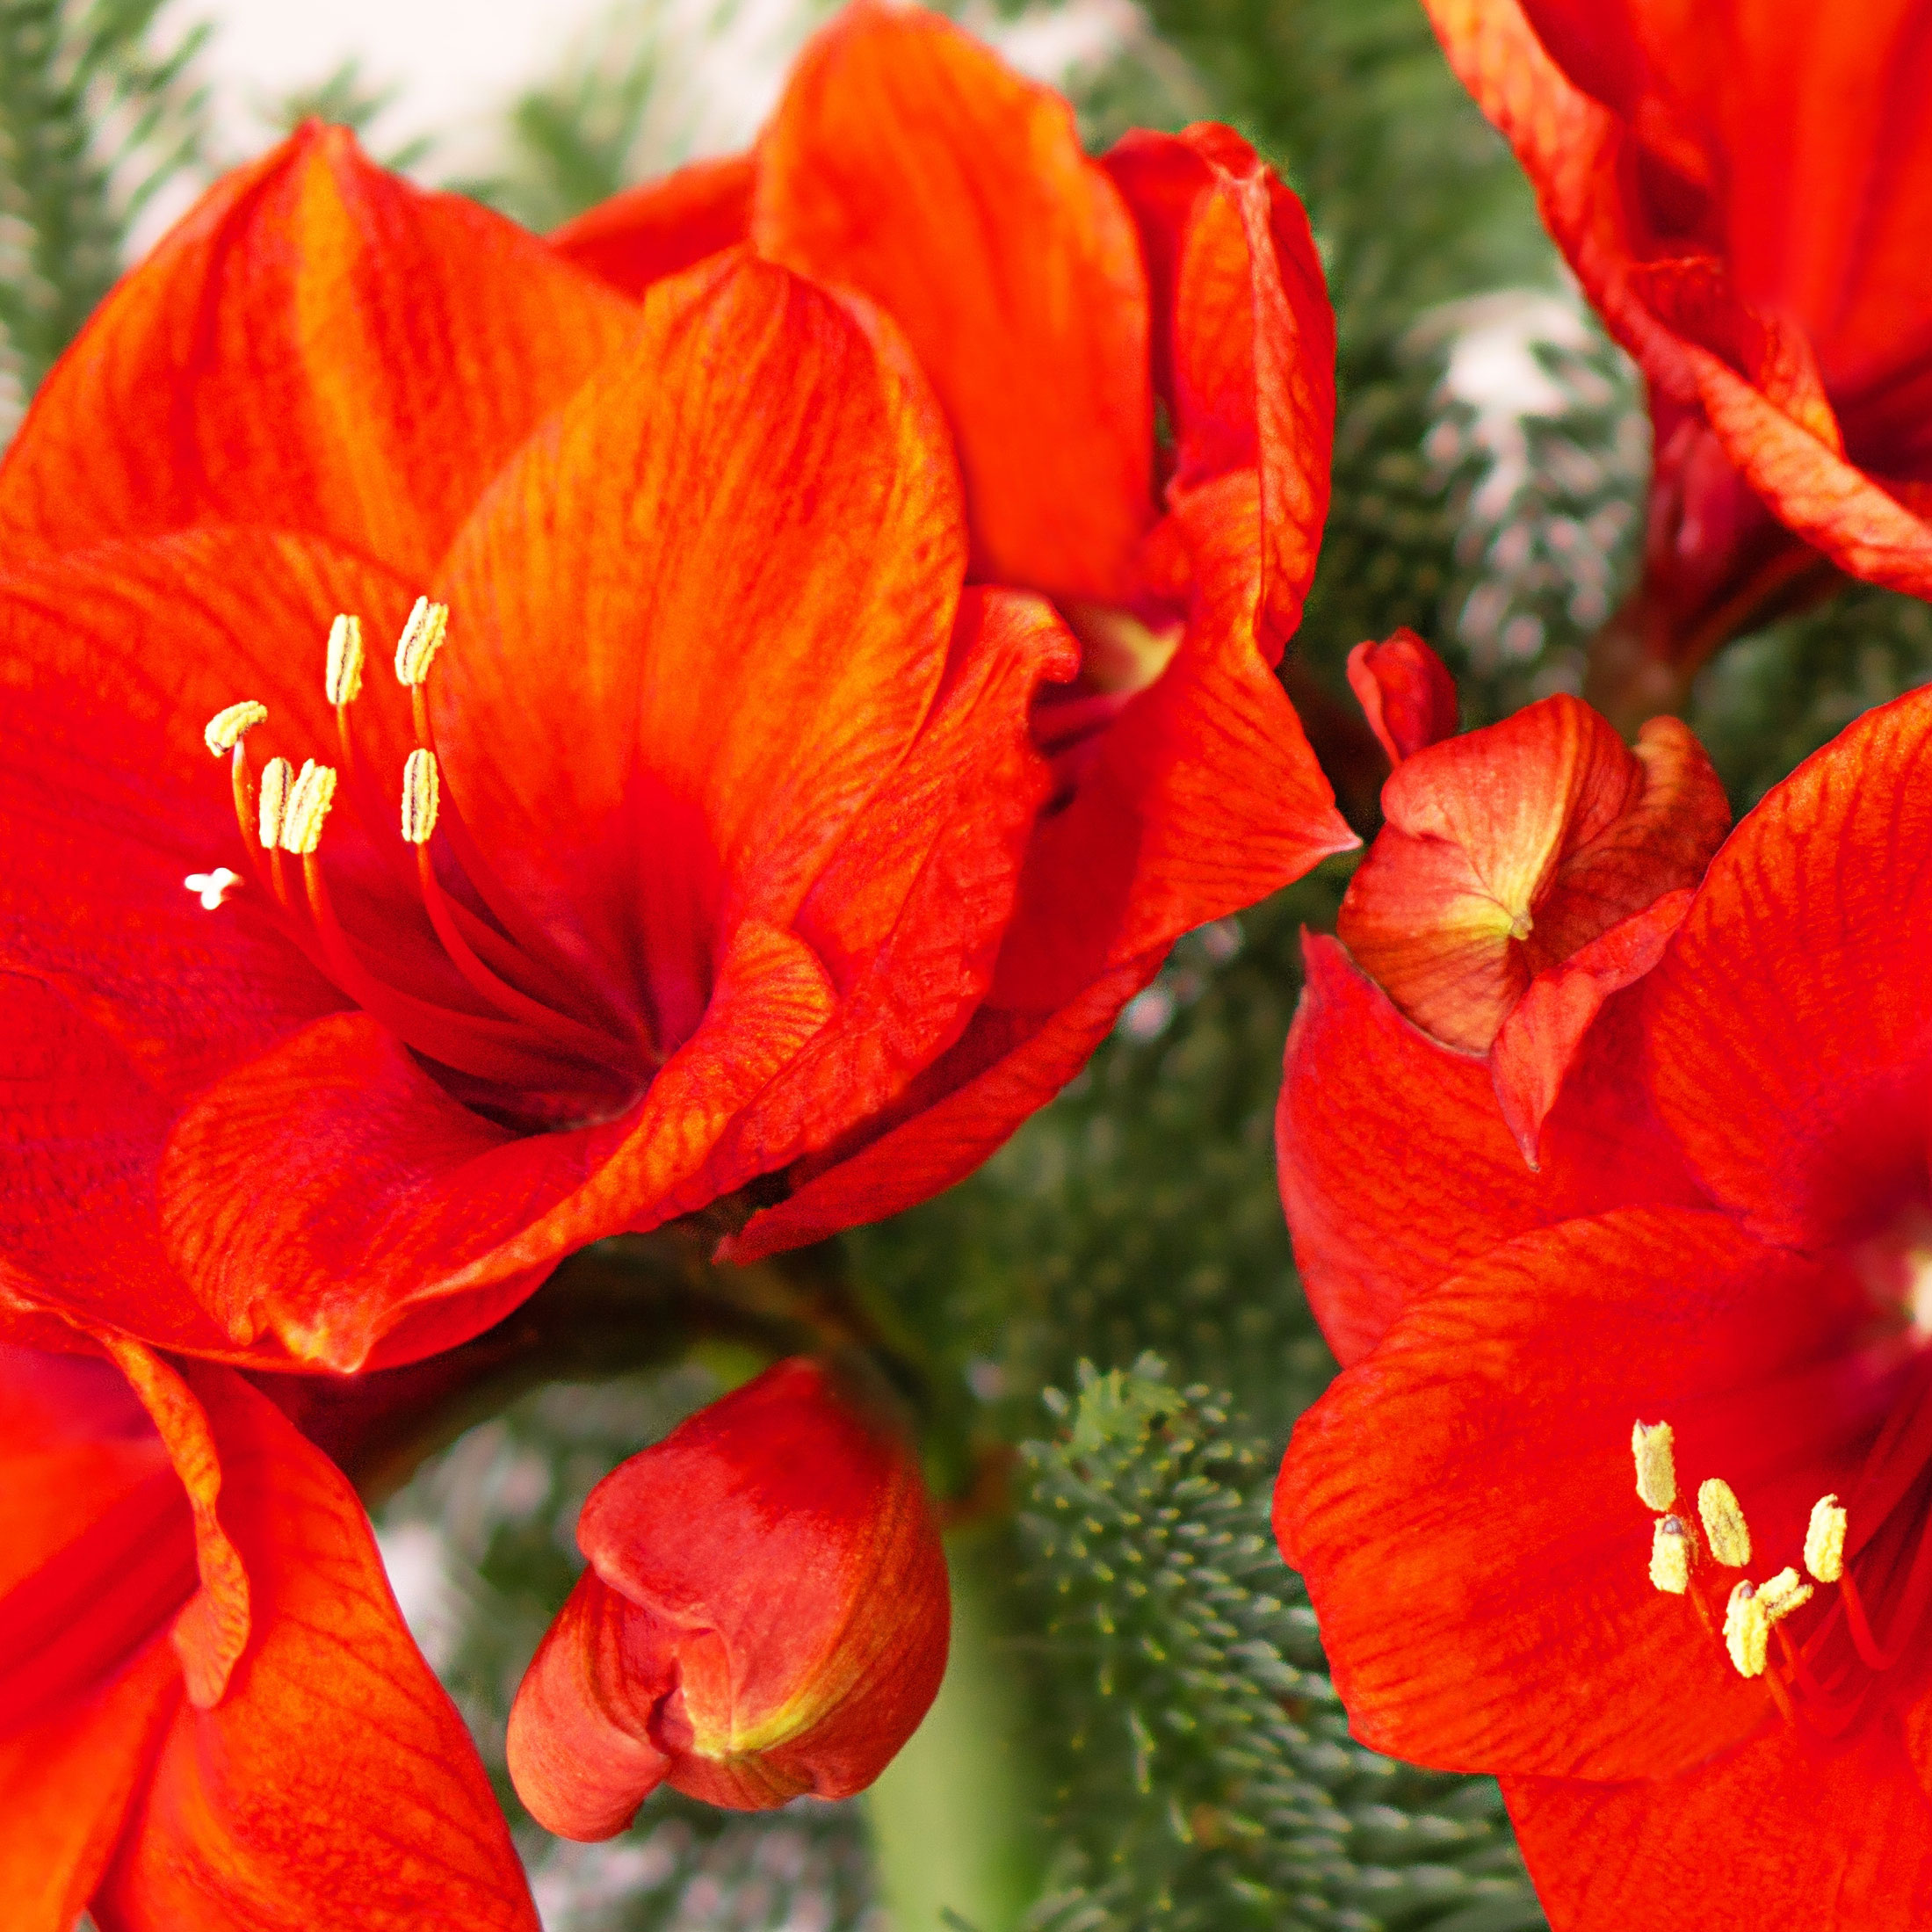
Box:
[1424,0,1932,697]
[507,1357,948,1827]
[0,1299,532,1928]
[1273,689,1932,1921]
[0,128,1096,1374]
[1335,628,1728,1162]
[553,0,1357,1254]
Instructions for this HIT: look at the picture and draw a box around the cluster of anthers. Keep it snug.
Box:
[200,600,640,1120]
[1631,1418,1925,1736]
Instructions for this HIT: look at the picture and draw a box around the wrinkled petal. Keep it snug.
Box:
[1104,124,1336,652]
[1277,937,1703,1364]
[1490,886,1691,1167]
[0,125,638,580]
[1505,1719,1932,1928]
[1344,629,1458,764]
[1338,698,1725,1052]
[1644,685,1932,1249]
[550,152,754,293]
[98,1367,536,1930]
[1275,1209,1878,1780]
[753,0,1154,602]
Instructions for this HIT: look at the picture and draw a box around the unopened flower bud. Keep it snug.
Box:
[507,1359,949,1836]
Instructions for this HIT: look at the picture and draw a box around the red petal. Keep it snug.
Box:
[0,1639,178,1932]
[726,955,1157,1262]
[1644,685,1932,1249]
[507,1568,677,1839]
[1505,1719,1932,1925]
[753,1,1154,602]
[1277,936,1702,1365]
[1490,885,1691,1166]
[161,914,836,1371]
[1344,629,1458,764]
[98,1368,536,1929]
[550,152,755,293]
[711,587,1078,1179]
[0,127,638,581]
[1274,1209,1878,1780]
[1105,125,1337,653]
[431,251,966,1047]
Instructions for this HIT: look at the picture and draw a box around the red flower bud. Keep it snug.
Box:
[507,1360,949,1834]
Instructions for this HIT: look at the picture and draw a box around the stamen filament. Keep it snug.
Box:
[300,856,598,1089]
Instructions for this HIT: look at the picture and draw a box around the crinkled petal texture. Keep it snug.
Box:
[0,145,1073,1371]
[554,5,1352,1255]
[1422,0,1932,643]
[508,1359,949,1833]
[1276,687,1932,1921]
[1336,695,1728,1053]
[0,1328,533,1930]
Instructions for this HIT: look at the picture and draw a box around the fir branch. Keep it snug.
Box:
[0,0,209,408]
[1017,1360,1545,1931]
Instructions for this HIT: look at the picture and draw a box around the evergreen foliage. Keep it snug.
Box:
[0,0,206,416]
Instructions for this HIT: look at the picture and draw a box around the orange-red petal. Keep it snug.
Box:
[1643,684,1932,1251]
[753,0,1154,603]
[0,125,638,581]
[1504,1719,1932,1928]
[550,151,755,293]
[1275,1209,1877,1781]
[97,1368,536,1929]
[1344,629,1458,764]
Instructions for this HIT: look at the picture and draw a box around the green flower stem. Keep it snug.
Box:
[866,1526,1048,1932]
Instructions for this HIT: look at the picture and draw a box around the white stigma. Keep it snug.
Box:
[401,748,440,846]
[326,614,365,706]
[1805,1494,1847,1584]
[1632,1421,1677,1511]
[394,597,450,687]
[205,700,267,756]
[279,758,338,856]
[1648,1515,1690,1595]
[185,868,242,910]
[1722,1580,1768,1678]
[1697,1477,1752,1568]
[258,756,293,849]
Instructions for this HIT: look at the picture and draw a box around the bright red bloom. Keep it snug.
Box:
[0,1300,532,1928]
[1333,631,1728,1162]
[507,1357,948,1827]
[0,127,1104,1373]
[1274,688,1932,1921]
[554,0,1357,1255]
[1425,0,1932,686]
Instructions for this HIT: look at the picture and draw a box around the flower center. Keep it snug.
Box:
[203,600,649,1129]
[1630,1394,1932,1739]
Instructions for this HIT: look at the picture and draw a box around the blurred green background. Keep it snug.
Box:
[9,0,1929,1926]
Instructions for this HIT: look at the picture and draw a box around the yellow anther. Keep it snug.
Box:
[1805,1494,1846,1584]
[1648,1515,1690,1595]
[257,756,293,849]
[1722,1581,1768,1678]
[279,759,338,856]
[401,748,439,846]
[394,597,450,687]
[1697,1477,1752,1568]
[205,700,267,756]
[1632,1421,1676,1511]
[325,614,365,706]
[1756,1567,1814,1624]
